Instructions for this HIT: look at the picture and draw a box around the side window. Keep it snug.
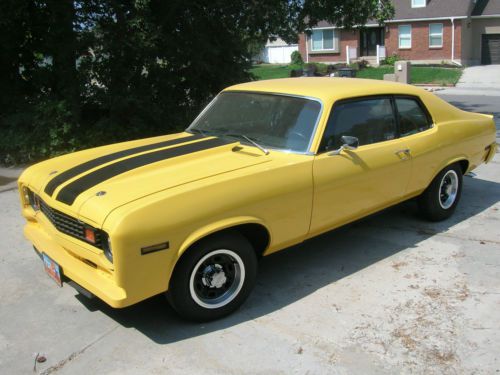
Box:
[395,98,432,137]
[320,98,397,152]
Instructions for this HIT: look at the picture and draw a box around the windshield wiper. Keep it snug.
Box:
[187,128,209,137]
[224,133,269,155]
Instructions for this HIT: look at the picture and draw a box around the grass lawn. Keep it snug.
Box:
[250,64,302,80]
[357,66,462,85]
[250,64,462,85]
[411,67,462,85]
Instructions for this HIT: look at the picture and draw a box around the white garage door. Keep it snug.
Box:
[266,45,299,64]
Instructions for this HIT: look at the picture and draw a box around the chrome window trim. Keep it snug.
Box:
[186,90,324,156]
[317,93,437,154]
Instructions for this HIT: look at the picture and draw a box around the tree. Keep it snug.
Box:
[0,0,393,164]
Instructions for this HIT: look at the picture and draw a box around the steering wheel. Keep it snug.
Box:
[289,130,307,141]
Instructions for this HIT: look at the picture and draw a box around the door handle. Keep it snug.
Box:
[395,149,411,160]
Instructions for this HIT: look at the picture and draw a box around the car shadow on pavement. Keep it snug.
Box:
[76,175,500,344]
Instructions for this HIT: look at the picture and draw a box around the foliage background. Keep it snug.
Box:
[0,0,392,165]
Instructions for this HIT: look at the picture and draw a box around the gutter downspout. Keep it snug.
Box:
[451,17,455,63]
[450,17,461,66]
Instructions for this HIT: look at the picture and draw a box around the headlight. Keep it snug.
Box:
[104,236,113,263]
[22,186,39,210]
[22,187,30,206]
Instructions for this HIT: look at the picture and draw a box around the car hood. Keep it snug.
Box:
[26,133,270,227]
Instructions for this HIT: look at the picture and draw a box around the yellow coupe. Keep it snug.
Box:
[18,78,497,321]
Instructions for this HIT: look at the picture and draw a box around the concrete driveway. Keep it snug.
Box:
[0,95,499,375]
[440,64,500,96]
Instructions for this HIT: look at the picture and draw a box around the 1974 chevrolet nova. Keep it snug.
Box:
[19,78,497,321]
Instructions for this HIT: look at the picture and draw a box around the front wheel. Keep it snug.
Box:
[418,163,463,221]
[168,232,257,322]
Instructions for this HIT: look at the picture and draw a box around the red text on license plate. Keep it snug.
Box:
[42,253,62,287]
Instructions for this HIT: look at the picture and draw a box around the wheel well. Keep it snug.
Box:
[168,224,270,291]
[232,223,270,257]
[457,159,469,175]
[185,224,270,259]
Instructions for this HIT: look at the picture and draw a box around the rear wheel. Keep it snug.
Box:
[168,231,257,321]
[418,163,463,221]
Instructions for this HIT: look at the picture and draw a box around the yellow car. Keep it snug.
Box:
[18,78,497,321]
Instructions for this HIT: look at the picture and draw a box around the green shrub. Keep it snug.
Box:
[290,51,303,65]
[314,62,329,75]
[303,63,317,76]
[0,99,80,165]
[358,59,370,69]
[348,62,360,71]
[303,62,329,75]
[383,53,401,66]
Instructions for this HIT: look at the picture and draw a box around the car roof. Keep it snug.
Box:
[224,77,426,103]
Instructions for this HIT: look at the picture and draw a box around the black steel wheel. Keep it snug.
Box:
[418,163,463,221]
[189,249,245,309]
[167,231,257,321]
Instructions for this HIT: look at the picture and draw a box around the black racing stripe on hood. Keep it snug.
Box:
[44,134,203,196]
[55,137,232,206]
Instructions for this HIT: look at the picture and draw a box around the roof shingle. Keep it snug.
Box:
[472,0,500,16]
[314,0,476,28]
[391,0,472,20]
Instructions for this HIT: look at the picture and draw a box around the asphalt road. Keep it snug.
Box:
[0,94,499,374]
[437,94,500,134]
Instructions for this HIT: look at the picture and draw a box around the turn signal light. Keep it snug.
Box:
[84,228,96,243]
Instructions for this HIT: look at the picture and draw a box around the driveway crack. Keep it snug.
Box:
[39,325,119,374]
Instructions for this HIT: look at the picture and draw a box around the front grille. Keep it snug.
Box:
[28,189,107,250]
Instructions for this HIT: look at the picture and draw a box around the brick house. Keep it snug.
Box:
[298,0,500,66]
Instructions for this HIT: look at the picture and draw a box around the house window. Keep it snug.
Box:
[311,29,337,51]
[411,0,426,8]
[398,25,412,49]
[429,23,443,48]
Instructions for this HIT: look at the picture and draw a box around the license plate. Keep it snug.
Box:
[42,253,63,287]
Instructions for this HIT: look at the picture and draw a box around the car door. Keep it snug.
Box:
[392,96,438,195]
[309,96,412,236]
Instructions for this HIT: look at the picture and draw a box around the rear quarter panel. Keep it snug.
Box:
[409,92,497,192]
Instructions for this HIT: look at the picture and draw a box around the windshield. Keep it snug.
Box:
[187,92,322,153]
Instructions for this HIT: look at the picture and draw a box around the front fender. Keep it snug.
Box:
[177,216,271,259]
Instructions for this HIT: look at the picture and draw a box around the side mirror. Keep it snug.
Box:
[328,135,359,155]
[340,135,359,149]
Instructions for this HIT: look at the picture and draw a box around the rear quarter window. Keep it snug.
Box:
[395,98,432,137]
